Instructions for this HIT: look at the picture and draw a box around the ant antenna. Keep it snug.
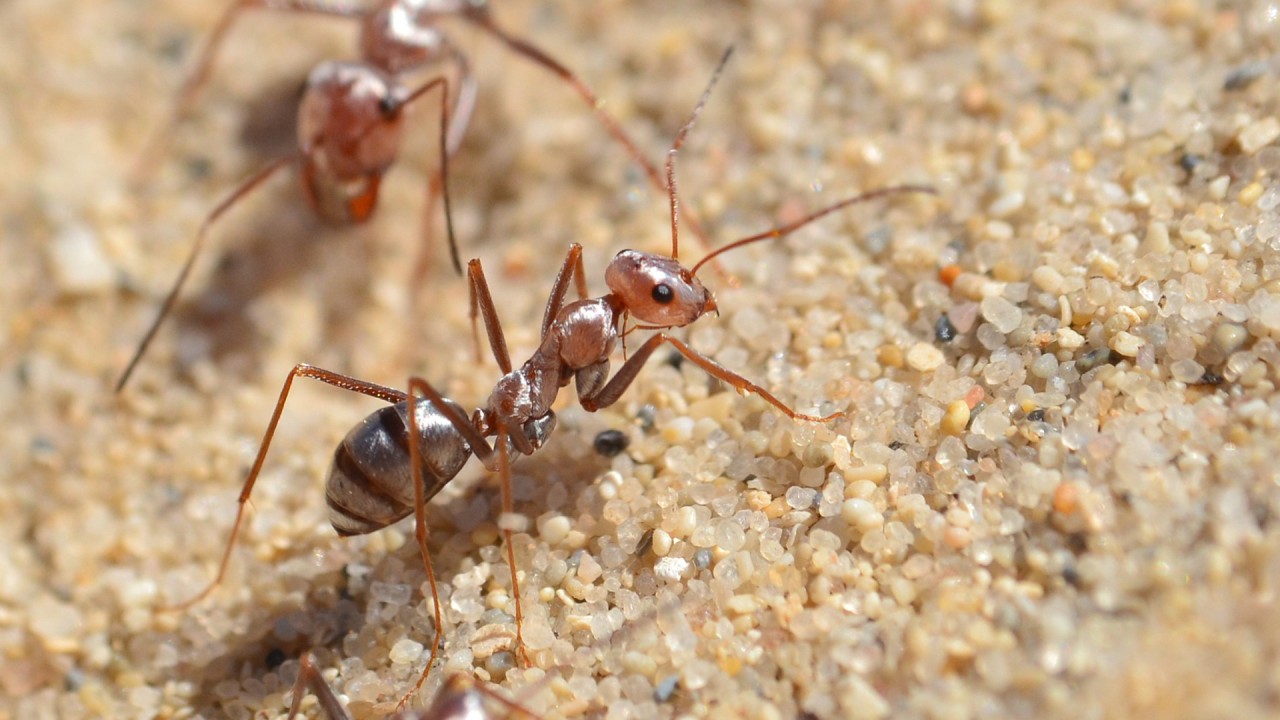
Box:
[667,46,735,261]
[689,184,938,277]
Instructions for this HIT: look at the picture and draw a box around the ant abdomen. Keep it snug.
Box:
[326,398,472,537]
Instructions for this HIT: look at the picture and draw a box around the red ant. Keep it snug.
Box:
[118,0,714,391]
[158,47,932,709]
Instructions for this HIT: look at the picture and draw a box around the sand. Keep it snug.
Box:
[4,0,1280,718]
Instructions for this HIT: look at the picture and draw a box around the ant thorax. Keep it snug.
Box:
[359,0,455,74]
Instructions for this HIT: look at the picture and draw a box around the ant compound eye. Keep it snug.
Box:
[651,283,674,304]
[378,95,399,116]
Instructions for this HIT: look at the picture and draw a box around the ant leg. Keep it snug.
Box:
[392,76,461,275]
[116,155,295,392]
[132,0,370,185]
[158,363,406,612]
[494,419,530,667]
[398,375,472,709]
[289,652,353,720]
[468,242,586,367]
[581,333,843,423]
[467,260,513,372]
[538,243,588,341]
[468,14,719,262]
[407,45,477,330]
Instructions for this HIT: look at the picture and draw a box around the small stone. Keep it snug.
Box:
[1031,265,1064,294]
[948,302,981,333]
[1212,323,1248,355]
[29,597,82,653]
[980,296,1023,333]
[662,417,695,444]
[727,594,760,615]
[988,190,1025,217]
[49,222,114,295]
[1140,222,1171,255]
[842,498,883,533]
[1224,61,1268,90]
[786,486,818,509]
[1170,359,1205,383]
[651,528,672,556]
[388,638,423,665]
[714,520,746,553]
[935,314,958,342]
[906,343,945,372]
[943,526,972,550]
[654,557,690,582]
[1239,181,1265,206]
[940,400,971,436]
[577,553,603,583]
[877,344,905,368]
[1237,116,1280,155]
[1056,328,1085,349]
[592,429,629,457]
[1109,331,1145,357]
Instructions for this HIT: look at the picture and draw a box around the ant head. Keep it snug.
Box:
[606,250,717,328]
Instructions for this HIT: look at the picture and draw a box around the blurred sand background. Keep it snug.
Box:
[3,0,1280,718]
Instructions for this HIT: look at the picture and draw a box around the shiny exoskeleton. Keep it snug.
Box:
[325,395,555,537]
[161,48,933,710]
[118,0,710,391]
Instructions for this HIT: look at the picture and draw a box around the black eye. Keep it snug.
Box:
[379,95,399,116]
[651,284,674,304]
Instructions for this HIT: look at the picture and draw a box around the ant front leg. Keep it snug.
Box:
[581,333,844,423]
[158,363,406,612]
[539,243,589,341]
[466,244,587,368]
[467,259,513,372]
[401,52,474,293]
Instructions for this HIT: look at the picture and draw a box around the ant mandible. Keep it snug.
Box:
[159,47,933,709]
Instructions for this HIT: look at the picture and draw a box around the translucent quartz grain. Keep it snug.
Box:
[715,519,747,553]
[980,296,1023,333]
[388,638,422,665]
[786,487,818,510]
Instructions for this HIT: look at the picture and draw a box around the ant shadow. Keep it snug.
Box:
[145,75,528,387]
[174,423,614,717]
[167,184,379,381]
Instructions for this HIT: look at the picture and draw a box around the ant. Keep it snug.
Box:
[287,652,538,719]
[118,0,715,391]
[158,47,933,709]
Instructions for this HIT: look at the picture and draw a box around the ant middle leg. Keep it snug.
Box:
[399,376,512,705]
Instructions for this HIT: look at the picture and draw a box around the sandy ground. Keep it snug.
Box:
[4,0,1280,718]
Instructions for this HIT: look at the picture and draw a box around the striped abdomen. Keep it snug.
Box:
[325,397,472,536]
